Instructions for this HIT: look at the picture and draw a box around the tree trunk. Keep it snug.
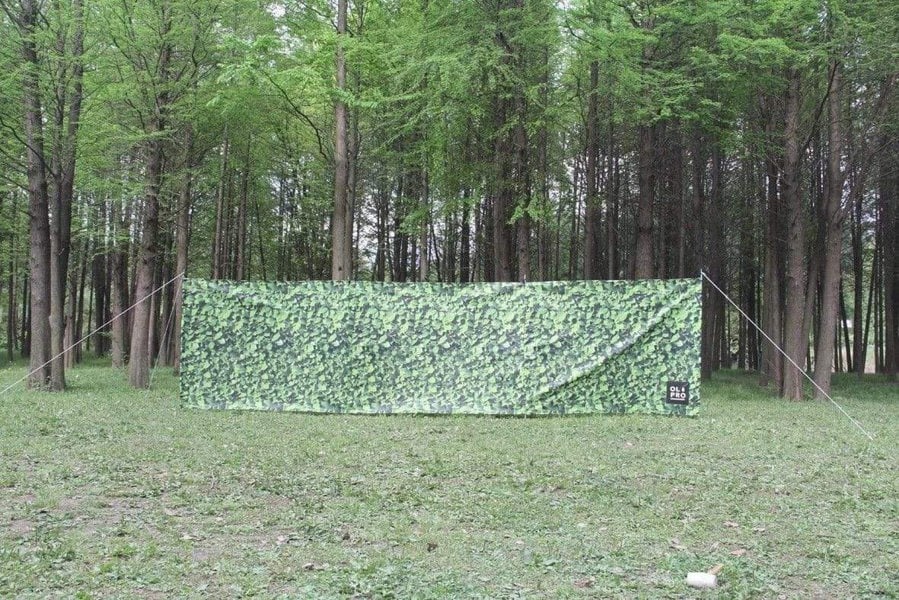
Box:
[514,93,530,283]
[212,137,230,279]
[634,124,655,279]
[881,135,898,379]
[331,0,351,281]
[460,189,471,283]
[236,141,250,281]
[584,60,601,280]
[21,0,53,389]
[606,138,619,279]
[419,170,429,281]
[701,145,724,380]
[128,126,165,389]
[851,171,865,374]
[781,68,807,400]
[172,127,193,372]
[759,104,784,388]
[90,229,107,358]
[6,193,17,362]
[813,60,846,396]
[110,200,130,368]
[569,155,581,280]
[492,91,514,282]
[674,134,687,278]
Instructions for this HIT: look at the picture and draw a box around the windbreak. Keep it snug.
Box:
[179,279,701,415]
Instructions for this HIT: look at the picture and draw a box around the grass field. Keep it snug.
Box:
[0,365,896,599]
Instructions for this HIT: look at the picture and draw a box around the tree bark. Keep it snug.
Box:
[634,124,655,279]
[881,135,898,379]
[759,101,784,388]
[701,145,724,380]
[110,199,130,368]
[584,60,601,280]
[812,60,846,396]
[513,89,530,283]
[5,193,18,363]
[236,141,250,280]
[851,168,865,374]
[460,189,471,283]
[331,0,351,281]
[172,127,194,372]
[128,120,165,388]
[212,136,229,279]
[20,0,53,389]
[569,155,581,280]
[492,95,514,282]
[781,68,808,400]
[606,136,619,279]
[419,169,429,281]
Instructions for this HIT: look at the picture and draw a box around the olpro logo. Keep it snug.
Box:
[666,381,689,405]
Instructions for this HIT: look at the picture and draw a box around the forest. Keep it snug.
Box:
[0,0,896,398]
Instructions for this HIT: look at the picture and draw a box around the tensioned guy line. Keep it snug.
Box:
[149,288,180,388]
[0,271,185,398]
[701,270,875,442]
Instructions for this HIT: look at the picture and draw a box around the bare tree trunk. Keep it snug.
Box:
[781,69,807,400]
[21,272,31,358]
[584,60,601,280]
[851,172,865,374]
[21,0,53,389]
[172,127,193,372]
[236,141,250,280]
[516,205,530,282]
[606,138,619,279]
[882,135,898,379]
[45,0,84,390]
[514,92,530,283]
[392,175,406,282]
[90,219,107,359]
[634,124,655,279]
[347,108,359,278]
[5,192,18,362]
[212,136,229,279]
[569,155,581,280]
[491,89,514,282]
[419,170,429,281]
[478,194,489,282]
[813,60,846,396]
[674,135,687,278]
[701,145,724,380]
[331,0,350,280]
[759,105,784,388]
[839,278,852,371]
[460,189,471,283]
[128,125,164,389]
[110,200,130,368]
[374,186,387,281]
[76,240,90,363]
[537,49,550,282]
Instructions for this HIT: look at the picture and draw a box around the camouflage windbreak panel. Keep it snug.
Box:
[180,279,701,415]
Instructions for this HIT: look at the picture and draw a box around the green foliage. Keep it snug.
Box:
[180,279,702,415]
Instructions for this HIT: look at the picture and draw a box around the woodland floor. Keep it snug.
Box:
[0,364,896,599]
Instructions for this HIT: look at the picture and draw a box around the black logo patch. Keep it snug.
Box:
[666,381,690,405]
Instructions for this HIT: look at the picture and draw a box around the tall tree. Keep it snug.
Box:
[780,67,807,401]
[5,0,53,388]
[331,0,351,280]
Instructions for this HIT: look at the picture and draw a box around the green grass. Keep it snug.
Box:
[0,365,896,599]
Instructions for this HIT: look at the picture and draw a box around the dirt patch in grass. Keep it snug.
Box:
[4,518,35,537]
